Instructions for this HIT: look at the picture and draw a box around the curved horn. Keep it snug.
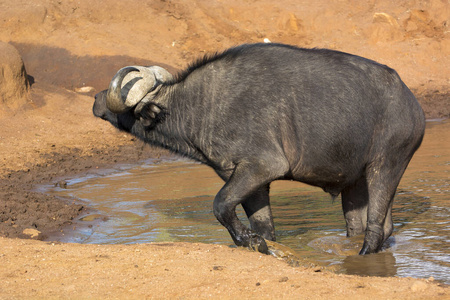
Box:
[148,66,173,83]
[106,66,165,114]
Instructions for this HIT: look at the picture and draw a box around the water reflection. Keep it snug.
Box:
[343,252,397,277]
[45,120,450,284]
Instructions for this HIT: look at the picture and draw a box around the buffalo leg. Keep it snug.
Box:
[241,183,276,241]
[359,163,407,255]
[213,159,288,254]
[341,176,369,237]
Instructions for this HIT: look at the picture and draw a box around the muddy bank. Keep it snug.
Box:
[413,88,450,120]
[0,141,169,239]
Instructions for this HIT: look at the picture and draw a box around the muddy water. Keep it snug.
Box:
[47,120,449,284]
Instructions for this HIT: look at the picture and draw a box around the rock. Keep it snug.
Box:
[0,42,29,113]
[75,86,95,93]
[22,228,41,239]
[56,180,68,188]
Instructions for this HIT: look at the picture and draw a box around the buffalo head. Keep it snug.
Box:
[93,66,172,130]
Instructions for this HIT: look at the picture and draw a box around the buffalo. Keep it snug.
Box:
[93,43,425,254]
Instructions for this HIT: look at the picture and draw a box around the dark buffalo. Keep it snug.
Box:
[93,43,425,254]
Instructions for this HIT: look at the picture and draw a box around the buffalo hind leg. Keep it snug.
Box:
[241,183,276,241]
[360,164,406,255]
[213,159,288,254]
[341,176,369,237]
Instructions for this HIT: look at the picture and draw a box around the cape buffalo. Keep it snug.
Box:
[93,43,425,254]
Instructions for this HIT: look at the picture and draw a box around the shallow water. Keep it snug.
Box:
[47,119,449,284]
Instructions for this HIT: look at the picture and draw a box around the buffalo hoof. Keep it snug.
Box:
[359,243,371,255]
[248,233,269,254]
[360,229,384,255]
[359,241,382,255]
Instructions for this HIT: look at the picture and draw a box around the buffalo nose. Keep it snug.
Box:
[93,91,110,119]
[92,104,102,118]
[93,101,105,119]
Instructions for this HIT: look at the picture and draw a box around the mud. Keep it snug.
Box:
[0,142,167,239]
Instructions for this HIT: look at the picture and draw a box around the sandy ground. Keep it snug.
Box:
[0,0,449,298]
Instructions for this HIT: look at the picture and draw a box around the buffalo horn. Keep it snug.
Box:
[106,66,172,114]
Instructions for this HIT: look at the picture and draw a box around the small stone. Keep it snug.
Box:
[56,180,67,188]
[75,86,95,93]
[23,228,41,239]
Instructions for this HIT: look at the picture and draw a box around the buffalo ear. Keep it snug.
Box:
[135,102,166,128]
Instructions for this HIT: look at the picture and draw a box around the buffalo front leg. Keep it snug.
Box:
[213,160,288,254]
[241,183,276,241]
[341,176,369,237]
